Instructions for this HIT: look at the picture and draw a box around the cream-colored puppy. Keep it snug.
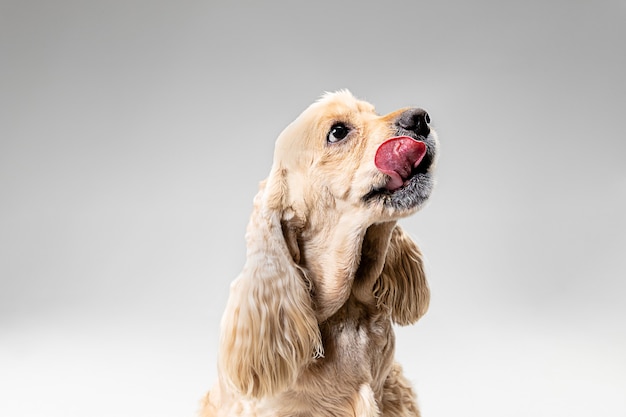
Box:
[201,90,438,417]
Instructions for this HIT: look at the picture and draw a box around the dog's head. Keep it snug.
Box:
[219,90,437,398]
[268,89,438,222]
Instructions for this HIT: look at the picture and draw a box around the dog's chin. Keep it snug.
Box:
[363,170,434,213]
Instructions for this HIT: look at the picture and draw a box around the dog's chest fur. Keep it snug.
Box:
[275,297,395,415]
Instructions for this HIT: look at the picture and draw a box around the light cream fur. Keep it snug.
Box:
[201,90,438,417]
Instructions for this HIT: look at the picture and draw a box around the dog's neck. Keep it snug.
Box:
[352,221,397,301]
[289,205,397,321]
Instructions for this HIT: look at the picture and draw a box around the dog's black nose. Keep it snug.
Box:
[397,108,431,138]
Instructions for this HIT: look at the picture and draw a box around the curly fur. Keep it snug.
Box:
[201,90,439,417]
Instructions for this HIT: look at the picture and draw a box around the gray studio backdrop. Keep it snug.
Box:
[1,1,625,416]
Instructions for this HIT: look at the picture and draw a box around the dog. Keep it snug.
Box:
[201,90,438,416]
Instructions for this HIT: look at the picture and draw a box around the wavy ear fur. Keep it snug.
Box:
[374,225,430,325]
[218,178,322,398]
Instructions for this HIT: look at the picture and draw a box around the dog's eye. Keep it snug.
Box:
[327,123,351,143]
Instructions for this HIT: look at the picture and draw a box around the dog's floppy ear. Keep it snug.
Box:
[218,174,322,398]
[373,225,430,325]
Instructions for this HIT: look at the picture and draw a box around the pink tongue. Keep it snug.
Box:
[375,136,427,191]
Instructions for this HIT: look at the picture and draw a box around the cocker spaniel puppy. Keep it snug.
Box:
[201,90,439,417]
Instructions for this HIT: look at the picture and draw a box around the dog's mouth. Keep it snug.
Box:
[363,135,435,210]
[375,136,427,191]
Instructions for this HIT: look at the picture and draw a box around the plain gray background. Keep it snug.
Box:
[1,1,625,416]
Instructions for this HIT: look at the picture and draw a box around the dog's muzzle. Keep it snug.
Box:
[363,107,436,212]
